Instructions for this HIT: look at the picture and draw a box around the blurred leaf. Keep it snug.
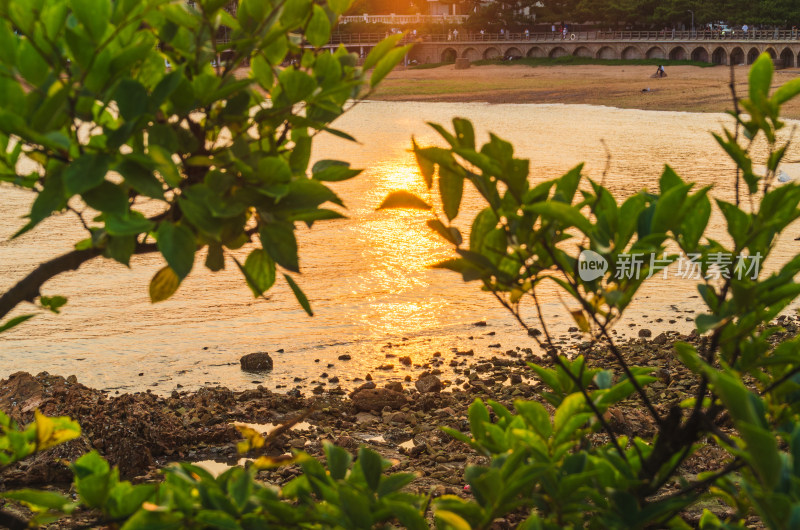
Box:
[378,191,431,211]
[149,266,180,303]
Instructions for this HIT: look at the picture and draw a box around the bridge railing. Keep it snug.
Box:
[326,29,800,46]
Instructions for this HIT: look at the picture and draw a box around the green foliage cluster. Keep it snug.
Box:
[0,416,430,529]
[379,52,800,527]
[0,0,409,330]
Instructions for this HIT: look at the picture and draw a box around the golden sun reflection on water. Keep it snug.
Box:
[345,157,456,339]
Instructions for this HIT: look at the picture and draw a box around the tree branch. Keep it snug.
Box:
[0,243,158,322]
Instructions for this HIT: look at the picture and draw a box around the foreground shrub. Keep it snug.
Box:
[383,52,800,528]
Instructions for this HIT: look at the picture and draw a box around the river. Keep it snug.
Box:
[1,101,798,394]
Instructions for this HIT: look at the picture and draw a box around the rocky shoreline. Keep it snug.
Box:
[3,317,797,526]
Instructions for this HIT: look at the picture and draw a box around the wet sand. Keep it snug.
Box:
[373,64,800,118]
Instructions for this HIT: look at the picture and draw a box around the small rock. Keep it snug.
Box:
[385,381,403,392]
[638,329,652,338]
[652,332,668,345]
[350,388,408,412]
[338,354,352,361]
[473,320,487,327]
[415,375,442,394]
[399,356,412,366]
[240,352,274,372]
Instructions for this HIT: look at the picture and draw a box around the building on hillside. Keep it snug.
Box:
[428,0,455,16]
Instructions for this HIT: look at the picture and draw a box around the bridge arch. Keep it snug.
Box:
[691,47,709,62]
[505,47,523,58]
[483,47,501,60]
[621,46,642,59]
[526,46,545,58]
[765,47,777,59]
[645,46,665,59]
[711,47,727,65]
[747,47,760,64]
[573,46,592,57]
[668,46,686,60]
[781,47,794,67]
[549,46,568,58]
[730,47,745,65]
[441,48,457,63]
[462,47,479,61]
[596,46,615,59]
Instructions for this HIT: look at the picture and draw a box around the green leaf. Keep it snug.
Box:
[64,154,111,196]
[773,77,800,106]
[149,266,180,303]
[435,510,472,530]
[259,223,299,273]
[525,202,592,235]
[554,393,585,433]
[363,33,404,71]
[452,118,475,150]
[312,162,361,182]
[82,181,129,216]
[468,400,490,441]
[749,53,773,107]
[278,69,316,104]
[156,222,195,280]
[104,212,154,237]
[283,274,313,316]
[594,370,613,390]
[370,45,411,88]
[306,4,330,47]
[116,159,164,199]
[195,509,240,529]
[0,314,36,333]
[3,489,73,511]
[206,242,225,272]
[439,163,463,221]
[427,219,462,246]
[378,191,431,211]
[239,250,276,297]
[358,447,383,492]
[695,314,722,334]
[115,79,149,121]
[40,295,67,314]
[413,138,435,189]
[120,509,183,530]
[324,442,352,480]
[70,0,109,41]
[377,473,416,497]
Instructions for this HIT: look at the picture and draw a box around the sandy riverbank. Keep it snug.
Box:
[372,63,800,118]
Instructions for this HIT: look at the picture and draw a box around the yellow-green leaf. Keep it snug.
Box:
[149,266,181,303]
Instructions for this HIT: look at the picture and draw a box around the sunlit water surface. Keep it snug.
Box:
[2,101,799,394]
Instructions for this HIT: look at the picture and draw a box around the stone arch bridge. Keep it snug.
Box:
[415,39,800,67]
[328,31,800,67]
